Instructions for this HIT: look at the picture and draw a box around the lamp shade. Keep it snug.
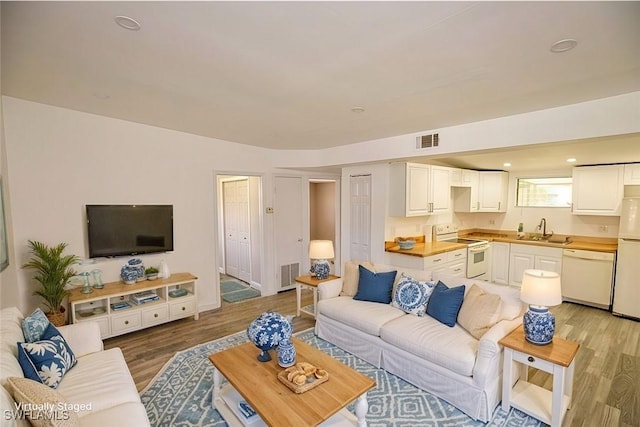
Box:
[520,269,562,307]
[309,240,334,259]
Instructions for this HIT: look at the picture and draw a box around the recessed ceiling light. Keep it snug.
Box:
[550,38,577,53]
[351,107,365,113]
[503,162,512,167]
[115,15,141,31]
[566,158,577,163]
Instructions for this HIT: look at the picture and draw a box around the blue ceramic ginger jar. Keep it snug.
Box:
[120,265,138,284]
[277,337,296,368]
[128,258,145,281]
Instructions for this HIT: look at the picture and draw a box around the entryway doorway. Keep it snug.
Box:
[309,179,338,275]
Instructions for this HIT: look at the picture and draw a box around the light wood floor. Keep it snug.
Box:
[104,293,639,427]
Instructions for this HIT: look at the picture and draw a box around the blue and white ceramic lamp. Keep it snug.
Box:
[309,240,334,280]
[520,269,563,345]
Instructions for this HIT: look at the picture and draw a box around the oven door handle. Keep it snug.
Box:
[468,244,490,253]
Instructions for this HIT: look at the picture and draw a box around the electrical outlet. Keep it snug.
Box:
[489,219,495,225]
[598,225,608,232]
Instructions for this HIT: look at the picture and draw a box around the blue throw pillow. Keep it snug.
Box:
[17,323,77,388]
[426,281,466,327]
[22,308,50,343]
[353,265,397,304]
[392,273,436,316]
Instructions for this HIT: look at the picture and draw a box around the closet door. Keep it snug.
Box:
[223,179,251,281]
[350,175,371,262]
[274,176,304,290]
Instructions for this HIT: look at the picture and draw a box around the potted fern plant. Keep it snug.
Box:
[22,240,79,326]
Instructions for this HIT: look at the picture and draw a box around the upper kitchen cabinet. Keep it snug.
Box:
[453,169,480,212]
[624,163,640,185]
[478,171,509,212]
[388,163,451,217]
[572,165,624,216]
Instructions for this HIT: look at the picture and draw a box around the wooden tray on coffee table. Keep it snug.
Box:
[277,367,329,393]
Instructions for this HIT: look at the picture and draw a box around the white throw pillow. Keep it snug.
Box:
[340,261,375,297]
[6,377,79,427]
[457,284,503,339]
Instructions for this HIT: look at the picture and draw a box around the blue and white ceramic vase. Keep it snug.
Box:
[246,311,293,362]
[311,260,330,280]
[523,306,555,345]
[277,337,296,368]
[120,265,138,285]
[128,258,146,281]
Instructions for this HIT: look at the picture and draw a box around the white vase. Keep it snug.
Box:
[159,260,170,278]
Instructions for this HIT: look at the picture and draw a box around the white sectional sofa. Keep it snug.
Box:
[1,307,150,427]
[315,262,524,422]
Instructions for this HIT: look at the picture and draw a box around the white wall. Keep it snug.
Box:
[2,97,275,314]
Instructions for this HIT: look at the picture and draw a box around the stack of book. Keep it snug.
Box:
[130,291,159,305]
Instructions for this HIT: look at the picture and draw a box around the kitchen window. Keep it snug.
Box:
[516,177,572,207]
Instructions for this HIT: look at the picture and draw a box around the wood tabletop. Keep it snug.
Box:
[68,272,197,302]
[499,326,580,367]
[294,275,340,287]
[208,337,375,426]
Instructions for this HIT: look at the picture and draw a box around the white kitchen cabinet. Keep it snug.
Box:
[572,165,624,216]
[509,244,562,286]
[490,242,510,285]
[453,169,480,213]
[479,171,509,212]
[624,163,640,185]
[509,252,535,287]
[430,166,452,214]
[388,248,466,276]
[388,162,450,217]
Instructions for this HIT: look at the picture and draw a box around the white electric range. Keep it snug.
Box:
[434,224,490,279]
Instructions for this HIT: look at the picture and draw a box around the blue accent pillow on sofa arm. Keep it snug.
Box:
[17,323,77,388]
[353,265,397,304]
[426,281,466,327]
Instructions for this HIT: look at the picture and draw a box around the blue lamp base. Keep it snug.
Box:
[523,305,556,345]
[310,259,330,280]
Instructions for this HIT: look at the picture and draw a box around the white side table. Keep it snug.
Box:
[499,326,580,427]
[294,274,339,318]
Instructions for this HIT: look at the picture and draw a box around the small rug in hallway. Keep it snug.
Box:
[141,329,541,427]
[220,280,260,303]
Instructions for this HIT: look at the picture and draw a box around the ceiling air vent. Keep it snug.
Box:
[416,133,439,149]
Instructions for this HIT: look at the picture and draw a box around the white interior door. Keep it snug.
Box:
[236,180,251,283]
[223,179,251,282]
[350,175,371,262]
[274,176,304,290]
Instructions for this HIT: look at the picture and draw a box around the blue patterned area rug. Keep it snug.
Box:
[141,329,541,427]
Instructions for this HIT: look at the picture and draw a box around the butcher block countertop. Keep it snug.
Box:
[385,240,467,257]
[461,230,618,253]
[385,229,617,257]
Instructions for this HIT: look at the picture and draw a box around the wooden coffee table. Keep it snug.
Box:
[209,337,376,426]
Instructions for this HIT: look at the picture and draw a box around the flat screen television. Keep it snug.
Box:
[86,205,174,258]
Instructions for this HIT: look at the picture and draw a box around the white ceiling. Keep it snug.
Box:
[2,1,640,170]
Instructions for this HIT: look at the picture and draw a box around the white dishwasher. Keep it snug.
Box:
[561,249,615,310]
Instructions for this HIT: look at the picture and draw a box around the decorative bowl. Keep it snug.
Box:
[397,240,416,250]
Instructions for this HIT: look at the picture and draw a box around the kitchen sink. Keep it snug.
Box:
[517,235,572,245]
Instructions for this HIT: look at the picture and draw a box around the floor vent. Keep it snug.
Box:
[280,263,300,288]
[416,133,439,149]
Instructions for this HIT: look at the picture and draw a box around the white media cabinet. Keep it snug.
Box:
[68,272,198,339]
